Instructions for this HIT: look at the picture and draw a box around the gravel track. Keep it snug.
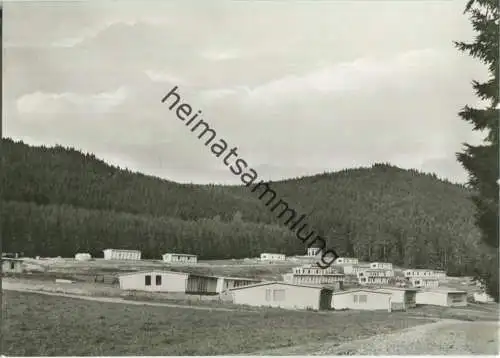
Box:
[254,318,499,355]
[2,280,238,312]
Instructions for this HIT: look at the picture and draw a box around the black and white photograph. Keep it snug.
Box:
[1,0,499,355]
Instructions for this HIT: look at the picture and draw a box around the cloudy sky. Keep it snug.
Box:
[3,1,489,184]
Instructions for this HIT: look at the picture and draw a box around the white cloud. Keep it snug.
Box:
[144,70,187,85]
[50,19,164,48]
[3,1,487,185]
[200,49,445,105]
[51,37,87,48]
[199,88,239,102]
[201,49,243,61]
[16,87,130,114]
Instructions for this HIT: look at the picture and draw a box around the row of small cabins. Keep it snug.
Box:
[106,252,468,311]
[3,250,493,308]
[78,249,199,264]
[119,270,261,294]
[2,249,449,291]
[80,249,285,263]
[0,256,480,310]
[84,249,445,289]
[102,249,199,264]
[94,250,446,289]
[115,269,469,311]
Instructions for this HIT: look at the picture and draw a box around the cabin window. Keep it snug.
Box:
[353,294,368,303]
[265,289,272,301]
[10,262,15,270]
[273,289,285,301]
[145,275,151,286]
[156,275,162,285]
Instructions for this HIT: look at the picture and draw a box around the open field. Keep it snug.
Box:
[2,290,435,356]
[255,319,499,355]
[20,257,309,281]
[5,276,498,317]
[2,275,498,355]
[252,302,500,355]
[2,278,261,310]
[408,302,500,322]
[18,258,484,296]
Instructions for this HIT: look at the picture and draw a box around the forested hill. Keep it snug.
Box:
[1,138,484,275]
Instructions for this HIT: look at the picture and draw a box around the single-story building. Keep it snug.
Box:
[306,247,321,257]
[283,265,345,290]
[334,257,359,265]
[2,252,22,258]
[375,287,417,311]
[187,274,261,294]
[403,269,444,279]
[331,289,392,312]
[216,276,261,292]
[434,270,447,279]
[162,253,198,264]
[75,253,92,261]
[119,270,260,294]
[357,269,391,285]
[341,263,370,275]
[229,281,333,310]
[416,288,468,307]
[282,273,344,290]
[408,277,439,289]
[2,258,24,274]
[119,270,189,292]
[370,262,393,270]
[260,253,286,261]
[103,248,141,260]
[473,291,495,303]
[187,274,219,294]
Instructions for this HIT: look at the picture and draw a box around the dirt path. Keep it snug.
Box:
[3,284,239,312]
[253,318,499,355]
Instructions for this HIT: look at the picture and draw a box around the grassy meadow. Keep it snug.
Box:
[2,290,434,356]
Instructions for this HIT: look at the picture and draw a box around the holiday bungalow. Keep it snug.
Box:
[334,257,359,265]
[103,249,141,260]
[2,258,24,274]
[416,288,467,307]
[408,277,439,289]
[229,281,333,311]
[331,289,392,312]
[260,253,286,261]
[357,269,391,285]
[375,287,418,311]
[473,291,495,303]
[162,253,198,264]
[118,270,259,294]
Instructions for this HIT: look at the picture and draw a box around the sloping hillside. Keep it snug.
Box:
[1,138,484,274]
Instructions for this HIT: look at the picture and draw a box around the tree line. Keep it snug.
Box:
[1,139,488,277]
[454,0,498,300]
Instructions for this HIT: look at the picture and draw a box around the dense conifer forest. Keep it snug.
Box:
[1,138,487,276]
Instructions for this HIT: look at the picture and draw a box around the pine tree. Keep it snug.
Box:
[455,0,499,301]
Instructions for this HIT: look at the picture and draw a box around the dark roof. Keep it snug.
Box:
[163,253,197,257]
[229,281,333,292]
[332,289,392,296]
